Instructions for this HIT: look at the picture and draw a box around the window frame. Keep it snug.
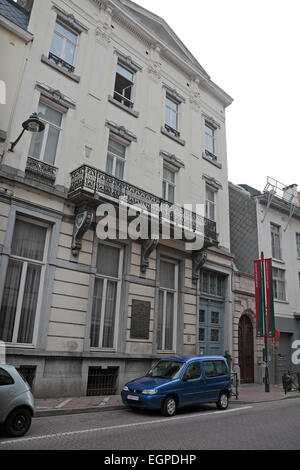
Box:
[113,61,136,109]
[273,267,286,301]
[205,121,216,157]
[162,165,176,204]
[205,185,217,222]
[0,217,50,347]
[105,134,127,180]
[296,233,300,258]
[271,223,282,260]
[90,242,123,351]
[157,258,178,352]
[49,20,79,70]
[165,94,180,137]
[28,100,64,167]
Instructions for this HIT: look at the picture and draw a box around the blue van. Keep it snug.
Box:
[121,355,232,417]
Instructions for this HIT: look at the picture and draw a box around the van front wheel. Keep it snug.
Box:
[162,396,177,417]
[216,392,229,410]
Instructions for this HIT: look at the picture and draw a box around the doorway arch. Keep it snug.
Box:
[238,314,254,384]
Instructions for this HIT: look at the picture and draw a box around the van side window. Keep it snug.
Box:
[203,361,215,377]
[184,362,201,380]
[203,360,227,378]
[214,360,227,376]
[0,368,14,386]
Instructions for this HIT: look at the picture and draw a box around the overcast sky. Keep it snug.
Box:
[136,0,300,192]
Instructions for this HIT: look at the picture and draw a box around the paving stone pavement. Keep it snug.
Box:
[34,383,300,417]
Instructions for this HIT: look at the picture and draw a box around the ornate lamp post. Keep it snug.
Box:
[9,113,45,152]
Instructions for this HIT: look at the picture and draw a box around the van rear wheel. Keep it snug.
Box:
[5,408,32,437]
[216,392,229,410]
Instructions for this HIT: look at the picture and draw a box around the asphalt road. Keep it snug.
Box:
[1,398,300,451]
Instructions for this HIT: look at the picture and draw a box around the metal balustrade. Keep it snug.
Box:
[68,164,218,245]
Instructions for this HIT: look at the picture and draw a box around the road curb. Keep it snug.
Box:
[34,394,300,418]
[34,404,125,418]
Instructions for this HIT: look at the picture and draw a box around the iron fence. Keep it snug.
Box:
[231,372,239,400]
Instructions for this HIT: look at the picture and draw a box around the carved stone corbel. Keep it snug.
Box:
[192,248,208,284]
[141,239,159,272]
[71,205,94,257]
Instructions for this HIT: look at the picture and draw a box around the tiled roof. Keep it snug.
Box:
[0,0,30,31]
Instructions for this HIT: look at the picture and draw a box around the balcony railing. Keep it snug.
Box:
[68,165,218,245]
[48,52,75,74]
[25,156,58,184]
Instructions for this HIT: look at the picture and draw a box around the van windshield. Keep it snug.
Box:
[146,361,185,380]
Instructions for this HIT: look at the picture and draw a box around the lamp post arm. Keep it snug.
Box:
[9,128,26,152]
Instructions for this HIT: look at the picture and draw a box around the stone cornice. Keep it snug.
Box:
[0,14,33,42]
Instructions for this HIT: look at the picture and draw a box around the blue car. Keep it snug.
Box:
[121,355,232,417]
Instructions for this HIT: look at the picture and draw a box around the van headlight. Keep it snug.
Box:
[123,386,129,391]
[142,389,158,395]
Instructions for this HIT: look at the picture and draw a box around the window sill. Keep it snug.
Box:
[274,299,289,304]
[202,152,222,169]
[160,127,185,146]
[108,95,139,118]
[272,258,285,264]
[41,55,80,83]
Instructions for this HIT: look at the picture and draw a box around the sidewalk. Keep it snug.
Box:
[34,384,300,417]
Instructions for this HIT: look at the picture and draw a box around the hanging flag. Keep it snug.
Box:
[265,258,275,338]
[254,259,264,337]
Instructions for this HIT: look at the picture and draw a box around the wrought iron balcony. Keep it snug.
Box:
[25,156,58,185]
[48,52,75,74]
[68,165,218,246]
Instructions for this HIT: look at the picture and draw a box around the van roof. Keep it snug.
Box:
[160,355,226,363]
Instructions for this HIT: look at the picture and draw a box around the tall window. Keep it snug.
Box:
[273,268,286,301]
[162,167,176,204]
[296,233,300,258]
[28,102,63,166]
[165,96,179,136]
[205,122,216,158]
[49,21,78,72]
[157,259,178,351]
[113,62,135,109]
[271,223,282,260]
[106,137,126,180]
[205,186,216,221]
[0,219,48,345]
[90,244,122,349]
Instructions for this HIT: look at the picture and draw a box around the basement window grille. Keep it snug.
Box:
[87,367,119,396]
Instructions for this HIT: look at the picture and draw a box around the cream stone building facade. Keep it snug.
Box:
[0,0,233,397]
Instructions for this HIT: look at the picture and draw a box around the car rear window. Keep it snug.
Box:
[0,368,14,386]
[203,360,227,378]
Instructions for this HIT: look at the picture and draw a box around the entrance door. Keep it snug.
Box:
[238,315,254,384]
[199,301,224,356]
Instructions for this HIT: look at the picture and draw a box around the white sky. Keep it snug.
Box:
[136,0,300,192]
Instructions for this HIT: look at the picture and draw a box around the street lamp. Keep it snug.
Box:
[9,113,45,152]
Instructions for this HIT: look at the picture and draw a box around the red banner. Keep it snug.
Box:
[264,258,275,338]
[254,259,264,337]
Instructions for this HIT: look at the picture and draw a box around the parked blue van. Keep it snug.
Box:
[121,356,232,417]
